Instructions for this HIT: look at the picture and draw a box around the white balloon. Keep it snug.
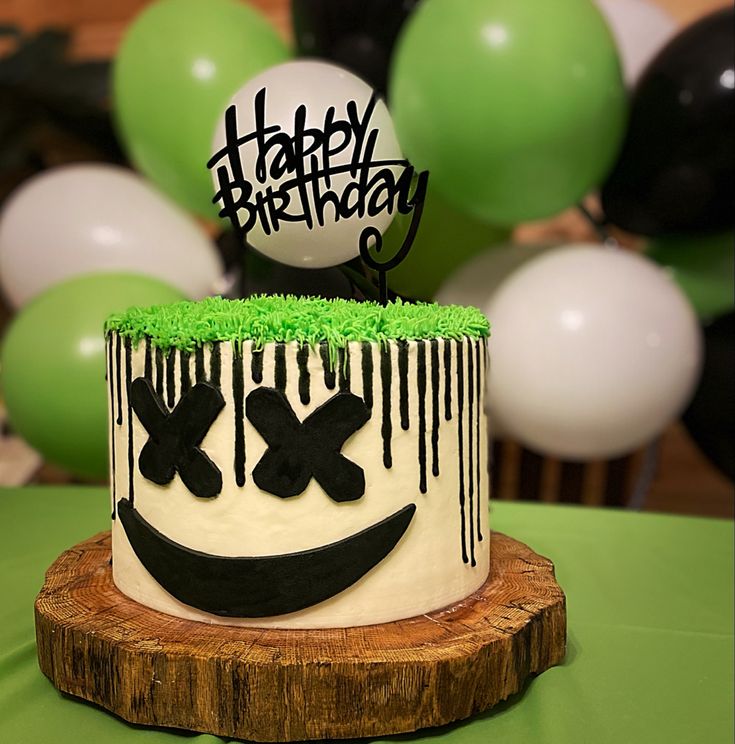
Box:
[435,242,556,432]
[485,245,702,460]
[434,242,555,308]
[211,60,403,268]
[0,164,223,308]
[595,0,676,86]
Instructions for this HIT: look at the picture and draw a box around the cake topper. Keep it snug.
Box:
[209,60,428,304]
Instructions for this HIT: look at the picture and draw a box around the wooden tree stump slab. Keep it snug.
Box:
[35,531,566,742]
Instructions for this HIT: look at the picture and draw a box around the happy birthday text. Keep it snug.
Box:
[208,88,420,238]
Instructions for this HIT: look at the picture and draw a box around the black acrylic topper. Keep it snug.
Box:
[359,169,429,304]
[208,87,428,304]
[246,387,370,502]
[130,377,225,499]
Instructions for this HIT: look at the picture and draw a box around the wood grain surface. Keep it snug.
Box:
[35,529,566,741]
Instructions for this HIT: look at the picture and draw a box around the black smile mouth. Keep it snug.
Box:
[117,499,416,618]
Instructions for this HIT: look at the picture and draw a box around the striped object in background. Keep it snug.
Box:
[491,439,651,507]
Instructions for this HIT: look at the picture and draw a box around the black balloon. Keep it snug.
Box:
[291,0,420,96]
[601,8,734,237]
[683,312,734,481]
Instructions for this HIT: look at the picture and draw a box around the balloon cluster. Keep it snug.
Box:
[0,0,288,477]
[422,4,732,469]
[323,0,726,468]
[0,0,731,482]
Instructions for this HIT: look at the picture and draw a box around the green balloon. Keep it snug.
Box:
[647,233,735,321]
[383,185,510,300]
[114,0,290,217]
[0,273,185,479]
[389,0,627,225]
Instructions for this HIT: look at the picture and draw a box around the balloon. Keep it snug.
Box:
[113,0,289,217]
[485,245,702,460]
[0,273,185,479]
[434,242,554,308]
[382,185,510,301]
[435,241,554,431]
[215,231,354,298]
[683,312,734,481]
[0,164,223,308]
[601,8,735,237]
[240,246,353,299]
[389,0,627,225]
[292,0,419,96]
[594,0,676,86]
[211,60,403,268]
[647,232,734,321]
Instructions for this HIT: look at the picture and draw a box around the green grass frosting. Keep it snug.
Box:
[105,295,489,358]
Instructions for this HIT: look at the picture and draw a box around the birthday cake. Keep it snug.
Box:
[104,295,490,629]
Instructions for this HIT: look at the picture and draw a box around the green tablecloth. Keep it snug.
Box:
[0,487,732,744]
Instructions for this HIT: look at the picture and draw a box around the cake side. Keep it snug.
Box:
[106,298,490,629]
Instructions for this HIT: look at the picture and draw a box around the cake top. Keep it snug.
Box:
[105,295,489,355]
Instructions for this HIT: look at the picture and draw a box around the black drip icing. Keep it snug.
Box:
[417,340,427,494]
[154,346,164,397]
[338,346,351,392]
[195,346,206,382]
[467,338,476,567]
[274,343,287,392]
[108,337,116,519]
[361,342,373,410]
[144,337,152,381]
[115,333,122,426]
[233,346,246,487]
[476,340,484,542]
[380,344,392,469]
[398,340,409,430]
[456,339,468,564]
[209,342,221,387]
[125,337,135,506]
[297,344,310,405]
[430,339,440,478]
[444,338,452,421]
[179,350,191,396]
[251,347,264,384]
[320,342,336,390]
[166,347,176,408]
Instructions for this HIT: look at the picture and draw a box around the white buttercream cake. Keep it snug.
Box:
[105,296,490,629]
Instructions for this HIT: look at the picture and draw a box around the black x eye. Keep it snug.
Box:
[246,387,370,502]
[131,377,225,499]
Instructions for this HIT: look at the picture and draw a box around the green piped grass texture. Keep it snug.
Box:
[105,296,489,357]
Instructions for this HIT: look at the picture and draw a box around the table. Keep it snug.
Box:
[1,487,732,744]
